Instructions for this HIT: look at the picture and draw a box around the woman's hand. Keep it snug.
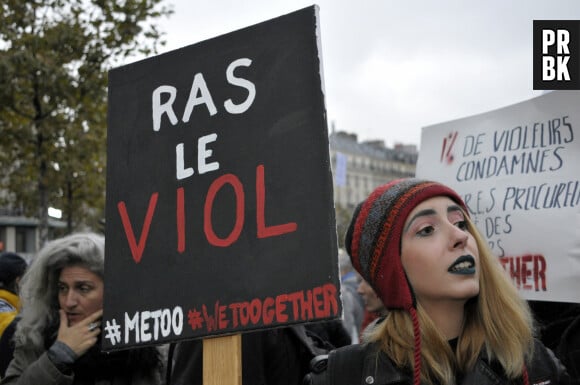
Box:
[56,309,103,357]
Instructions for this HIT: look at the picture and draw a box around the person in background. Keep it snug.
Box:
[556,313,580,384]
[0,252,28,377]
[355,274,386,338]
[305,178,570,385]
[0,252,27,340]
[529,301,580,384]
[338,250,364,343]
[1,232,163,385]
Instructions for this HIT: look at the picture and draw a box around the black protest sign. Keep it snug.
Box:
[103,6,340,351]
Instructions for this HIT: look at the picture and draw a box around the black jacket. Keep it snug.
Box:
[169,324,349,385]
[305,339,571,385]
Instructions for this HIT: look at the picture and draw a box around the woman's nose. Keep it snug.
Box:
[450,224,468,249]
[64,291,78,307]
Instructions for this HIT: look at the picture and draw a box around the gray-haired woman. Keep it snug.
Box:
[2,232,163,384]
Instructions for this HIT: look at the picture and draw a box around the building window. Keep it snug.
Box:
[15,227,36,254]
[0,227,5,252]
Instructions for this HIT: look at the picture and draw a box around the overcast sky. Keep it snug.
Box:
[149,0,580,148]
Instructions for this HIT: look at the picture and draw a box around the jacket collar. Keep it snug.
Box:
[362,344,511,385]
[0,289,20,311]
[362,344,412,385]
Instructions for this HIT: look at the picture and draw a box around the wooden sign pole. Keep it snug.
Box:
[203,334,242,385]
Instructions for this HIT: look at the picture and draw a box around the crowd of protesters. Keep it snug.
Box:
[0,179,578,384]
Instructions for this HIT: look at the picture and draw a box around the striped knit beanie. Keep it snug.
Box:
[345,178,467,385]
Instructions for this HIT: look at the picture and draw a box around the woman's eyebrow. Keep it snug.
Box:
[60,280,95,287]
[404,208,436,232]
[447,205,463,215]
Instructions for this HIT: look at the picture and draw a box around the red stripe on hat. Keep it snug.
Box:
[350,181,399,273]
[369,184,422,278]
[370,182,430,309]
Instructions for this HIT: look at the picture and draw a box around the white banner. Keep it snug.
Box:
[416,91,580,303]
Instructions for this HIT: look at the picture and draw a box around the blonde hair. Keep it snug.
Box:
[366,215,534,384]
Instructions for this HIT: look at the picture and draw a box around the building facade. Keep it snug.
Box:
[329,131,417,210]
[0,207,65,259]
[1,130,416,256]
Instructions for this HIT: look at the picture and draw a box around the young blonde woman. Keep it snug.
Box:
[306,178,570,385]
